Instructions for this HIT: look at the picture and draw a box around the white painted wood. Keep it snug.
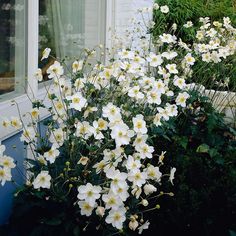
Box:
[27,0,39,99]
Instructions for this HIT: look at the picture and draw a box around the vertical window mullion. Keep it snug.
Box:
[27,0,39,99]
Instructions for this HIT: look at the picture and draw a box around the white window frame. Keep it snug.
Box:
[0,0,113,141]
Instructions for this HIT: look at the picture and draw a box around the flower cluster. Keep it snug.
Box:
[0,3,208,235]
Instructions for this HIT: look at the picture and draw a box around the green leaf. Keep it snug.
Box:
[179,136,188,149]
[196,144,210,153]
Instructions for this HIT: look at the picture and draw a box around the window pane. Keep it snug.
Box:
[38,0,106,81]
[0,0,26,98]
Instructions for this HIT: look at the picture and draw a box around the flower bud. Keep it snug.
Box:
[141,199,149,206]
[144,184,157,195]
[129,219,139,231]
[96,206,105,217]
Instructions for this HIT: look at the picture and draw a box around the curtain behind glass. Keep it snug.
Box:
[46,0,85,60]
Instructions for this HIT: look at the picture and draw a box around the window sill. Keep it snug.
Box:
[0,87,50,141]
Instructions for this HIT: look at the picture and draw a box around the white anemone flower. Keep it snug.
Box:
[77,183,102,205]
[78,201,97,216]
[47,61,64,79]
[0,167,12,186]
[102,192,123,210]
[176,92,190,107]
[44,145,60,164]
[105,207,127,230]
[128,86,144,100]
[132,114,147,134]
[72,60,83,73]
[128,169,147,187]
[67,92,87,111]
[145,165,162,181]
[160,5,169,13]
[32,170,51,189]
[0,155,16,169]
[146,52,163,67]
[34,68,43,81]
[110,123,135,147]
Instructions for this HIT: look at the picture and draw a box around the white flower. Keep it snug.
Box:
[74,78,86,90]
[102,103,122,122]
[202,52,211,62]
[92,121,104,140]
[183,21,193,28]
[133,134,148,148]
[0,167,12,186]
[34,68,43,81]
[128,169,147,187]
[106,168,127,192]
[153,3,159,10]
[102,192,123,210]
[146,165,162,181]
[144,184,157,195]
[67,92,87,111]
[118,49,135,59]
[113,185,129,201]
[138,221,150,234]
[128,86,144,100]
[0,156,16,169]
[184,53,196,65]
[33,171,51,189]
[153,80,165,94]
[173,76,186,89]
[49,128,65,147]
[75,121,94,139]
[133,114,147,134]
[159,34,176,44]
[78,201,97,216]
[44,145,60,164]
[41,48,51,60]
[30,108,40,120]
[160,5,169,13]
[10,117,22,129]
[162,51,178,60]
[77,183,102,205]
[166,64,178,74]
[126,155,141,172]
[110,123,134,147]
[176,92,190,107]
[135,143,154,159]
[47,61,64,79]
[72,60,83,73]
[105,207,126,230]
[78,156,89,165]
[146,52,163,67]
[147,89,162,105]
[153,113,162,126]
[20,127,36,143]
[169,167,176,185]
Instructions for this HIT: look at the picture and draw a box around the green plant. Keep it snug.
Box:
[142,91,236,236]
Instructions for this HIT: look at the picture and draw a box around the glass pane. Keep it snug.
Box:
[0,0,26,98]
[38,0,106,81]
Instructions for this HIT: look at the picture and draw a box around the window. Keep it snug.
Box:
[0,0,108,140]
[0,0,26,99]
